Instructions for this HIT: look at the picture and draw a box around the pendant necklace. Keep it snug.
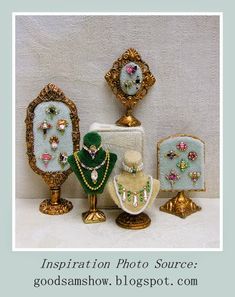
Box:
[78,153,108,184]
[73,150,110,190]
[113,175,153,215]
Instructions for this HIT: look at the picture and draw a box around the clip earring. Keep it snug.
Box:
[49,136,59,151]
[45,105,59,119]
[57,119,68,134]
[39,152,54,168]
[39,120,52,138]
[58,152,68,168]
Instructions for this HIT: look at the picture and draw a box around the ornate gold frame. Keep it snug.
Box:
[105,48,156,127]
[25,83,80,215]
[157,133,205,218]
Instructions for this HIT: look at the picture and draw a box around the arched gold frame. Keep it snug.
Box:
[157,133,205,218]
[25,83,80,215]
[105,48,156,127]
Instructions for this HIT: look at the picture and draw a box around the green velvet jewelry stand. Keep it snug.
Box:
[68,132,117,223]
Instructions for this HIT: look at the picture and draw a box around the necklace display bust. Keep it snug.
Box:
[108,150,160,229]
[68,131,117,223]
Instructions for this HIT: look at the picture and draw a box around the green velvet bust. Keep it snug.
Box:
[68,132,117,194]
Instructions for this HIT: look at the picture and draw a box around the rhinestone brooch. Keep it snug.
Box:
[165,150,180,160]
[189,171,201,184]
[176,159,189,172]
[176,141,188,151]
[188,151,198,161]
[165,169,180,187]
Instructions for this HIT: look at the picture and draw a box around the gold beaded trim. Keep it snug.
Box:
[73,150,110,191]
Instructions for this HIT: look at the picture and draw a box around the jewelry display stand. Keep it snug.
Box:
[105,48,156,127]
[116,212,151,230]
[159,191,201,219]
[89,122,145,208]
[157,134,205,219]
[68,132,117,224]
[108,150,160,230]
[82,194,106,224]
[25,83,80,215]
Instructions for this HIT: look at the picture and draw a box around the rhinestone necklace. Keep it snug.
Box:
[83,144,102,159]
[73,151,110,191]
[113,175,153,215]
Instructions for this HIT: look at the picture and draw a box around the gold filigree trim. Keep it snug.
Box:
[105,48,156,108]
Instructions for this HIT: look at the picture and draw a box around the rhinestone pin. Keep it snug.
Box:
[189,171,201,184]
[49,136,59,151]
[39,120,52,138]
[165,169,180,187]
[176,159,189,172]
[176,141,188,151]
[39,152,53,168]
[165,150,180,160]
[188,151,198,161]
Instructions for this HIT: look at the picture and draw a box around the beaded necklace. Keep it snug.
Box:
[113,175,153,215]
[122,161,144,174]
[79,154,108,184]
[73,150,110,191]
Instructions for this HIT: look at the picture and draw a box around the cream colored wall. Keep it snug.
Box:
[15,15,220,199]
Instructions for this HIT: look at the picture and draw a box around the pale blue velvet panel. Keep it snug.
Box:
[33,101,73,172]
[158,136,205,191]
[119,62,143,95]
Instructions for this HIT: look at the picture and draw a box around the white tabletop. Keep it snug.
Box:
[14,198,220,250]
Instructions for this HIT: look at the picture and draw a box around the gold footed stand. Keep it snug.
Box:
[160,191,201,219]
[82,194,106,224]
[116,212,151,230]
[116,108,141,127]
[39,187,73,215]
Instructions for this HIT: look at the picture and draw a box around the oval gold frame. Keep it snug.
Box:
[105,48,156,127]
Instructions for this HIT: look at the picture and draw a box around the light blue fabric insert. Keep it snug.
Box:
[120,62,143,95]
[33,101,73,172]
[158,136,205,191]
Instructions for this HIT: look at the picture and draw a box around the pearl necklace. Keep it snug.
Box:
[73,151,110,191]
[113,175,153,215]
[122,161,144,174]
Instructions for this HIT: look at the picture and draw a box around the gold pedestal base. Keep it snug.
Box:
[160,191,201,219]
[39,198,73,215]
[116,212,151,230]
[116,113,141,127]
[39,187,73,215]
[82,194,106,224]
[82,210,106,224]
